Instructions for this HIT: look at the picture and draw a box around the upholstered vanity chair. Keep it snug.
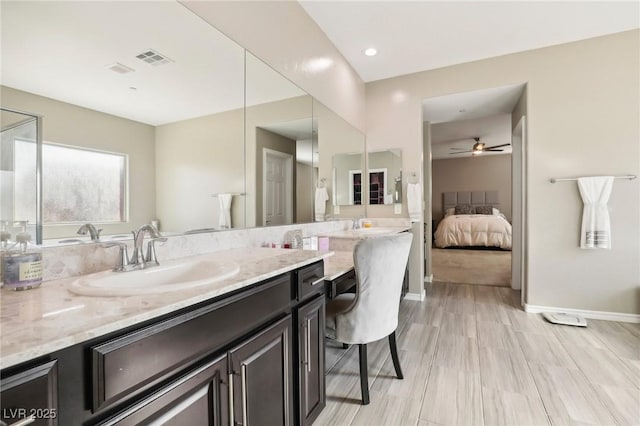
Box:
[325,233,413,405]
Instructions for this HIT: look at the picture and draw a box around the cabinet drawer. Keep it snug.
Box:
[0,360,58,426]
[296,261,325,302]
[92,274,291,412]
[327,269,356,299]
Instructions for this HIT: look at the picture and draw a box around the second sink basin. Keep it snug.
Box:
[69,256,240,297]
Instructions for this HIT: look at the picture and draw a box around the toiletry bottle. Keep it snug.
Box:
[2,221,43,290]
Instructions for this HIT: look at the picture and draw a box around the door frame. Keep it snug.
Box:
[262,148,293,226]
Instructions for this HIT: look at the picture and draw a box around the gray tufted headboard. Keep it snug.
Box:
[442,191,499,215]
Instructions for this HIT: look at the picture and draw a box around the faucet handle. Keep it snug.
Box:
[145,237,167,267]
[101,242,131,272]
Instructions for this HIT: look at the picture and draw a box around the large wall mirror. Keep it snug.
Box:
[1,1,366,244]
[313,100,366,218]
[367,149,403,205]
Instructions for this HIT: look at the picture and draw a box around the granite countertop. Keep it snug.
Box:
[0,247,332,370]
[319,226,411,240]
[323,251,354,281]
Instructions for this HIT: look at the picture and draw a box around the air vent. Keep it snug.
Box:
[106,62,135,74]
[135,49,173,66]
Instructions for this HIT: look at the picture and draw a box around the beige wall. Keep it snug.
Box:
[181,1,366,132]
[1,86,156,238]
[367,30,640,314]
[155,108,245,232]
[245,95,313,227]
[255,128,297,226]
[296,162,313,223]
[432,155,512,224]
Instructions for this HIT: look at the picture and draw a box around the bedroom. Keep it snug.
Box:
[425,85,523,288]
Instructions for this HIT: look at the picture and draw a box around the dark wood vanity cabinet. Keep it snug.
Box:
[1,261,326,426]
[0,360,58,426]
[229,316,293,426]
[296,295,325,426]
[100,354,228,425]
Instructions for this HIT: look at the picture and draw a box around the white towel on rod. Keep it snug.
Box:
[407,183,422,223]
[577,176,614,249]
[218,193,232,229]
[314,187,329,221]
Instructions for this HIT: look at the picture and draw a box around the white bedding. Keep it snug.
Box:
[434,214,512,250]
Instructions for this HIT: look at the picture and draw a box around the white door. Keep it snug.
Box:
[263,149,292,226]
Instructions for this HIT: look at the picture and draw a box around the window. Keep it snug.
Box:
[15,141,128,224]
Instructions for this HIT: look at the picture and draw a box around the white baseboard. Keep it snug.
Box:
[525,303,640,323]
[404,292,425,302]
[423,274,433,283]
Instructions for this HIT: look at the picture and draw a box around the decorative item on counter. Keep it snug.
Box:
[362,220,373,228]
[318,236,330,251]
[2,221,43,290]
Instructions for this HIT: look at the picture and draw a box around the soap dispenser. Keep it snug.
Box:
[2,221,43,290]
[0,220,12,284]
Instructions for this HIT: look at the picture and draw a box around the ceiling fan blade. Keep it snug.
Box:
[449,147,469,150]
[484,143,511,150]
[449,150,473,155]
[484,149,504,152]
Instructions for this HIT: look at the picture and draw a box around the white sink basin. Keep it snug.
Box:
[354,227,395,234]
[69,257,240,296]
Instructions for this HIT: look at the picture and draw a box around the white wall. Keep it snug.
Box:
[367,30,640,315]
[180,0,366,132]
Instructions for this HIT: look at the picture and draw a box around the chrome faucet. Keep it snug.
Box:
[77,223,102,241]
[130,224,165,269]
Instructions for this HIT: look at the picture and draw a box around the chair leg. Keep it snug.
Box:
[342,343,350,349]
[388,331,404,379]
[358,344,370,405]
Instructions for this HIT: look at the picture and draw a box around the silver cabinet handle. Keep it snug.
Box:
[229,372,235,426]
[241,364,248,426]
[306,318,312,373]
[8,416,36,426]
[310,277,324,287]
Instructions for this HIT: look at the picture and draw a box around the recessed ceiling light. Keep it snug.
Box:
[364,48,377,57]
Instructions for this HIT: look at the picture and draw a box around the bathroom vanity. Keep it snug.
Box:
[0,248,329,426]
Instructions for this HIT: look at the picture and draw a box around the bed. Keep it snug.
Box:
[434,191,512,250]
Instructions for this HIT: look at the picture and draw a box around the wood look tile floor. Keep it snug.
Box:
[316,282,640,426]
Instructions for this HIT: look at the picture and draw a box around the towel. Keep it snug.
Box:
[407,183,421,223]
[314,187,329,221]
[577,176,614,249]
[218,194,232,229]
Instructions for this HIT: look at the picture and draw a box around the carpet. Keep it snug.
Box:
[431,248,511,287]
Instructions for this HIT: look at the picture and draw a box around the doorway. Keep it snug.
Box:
[423,84,527,299]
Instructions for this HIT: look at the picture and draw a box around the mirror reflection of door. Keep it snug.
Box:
[263,149,292,226]
[369,169,387,204]
[348,170,362,205]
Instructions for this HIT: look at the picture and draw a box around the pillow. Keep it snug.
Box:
[492,207,500,215]
[454,204,474,215]
[444,207,455,217]
[475,205,493,215]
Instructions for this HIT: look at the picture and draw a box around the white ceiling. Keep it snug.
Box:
[1,1,304,126]
[300,1,640,82]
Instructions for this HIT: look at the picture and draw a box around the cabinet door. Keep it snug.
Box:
[297,295,325,426]
[0,360,58,426]
[101,355,228,426]
[229,316,293,426]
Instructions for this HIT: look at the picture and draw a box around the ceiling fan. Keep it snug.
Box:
[449,137,510,155]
